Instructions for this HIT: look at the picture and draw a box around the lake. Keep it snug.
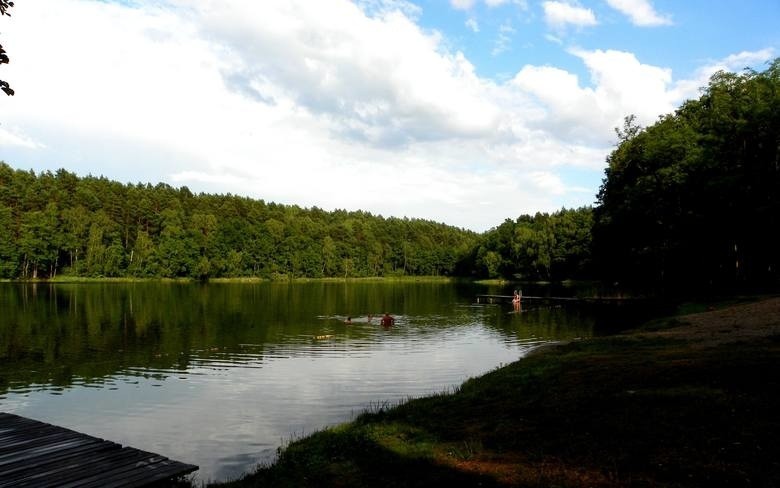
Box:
[0,281,633,482]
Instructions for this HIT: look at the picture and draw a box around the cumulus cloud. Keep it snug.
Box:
[465,17,480,32]
[605,0,671,26]
[512,48,677,143]
[195,1,501,147]
[542,1,597,29]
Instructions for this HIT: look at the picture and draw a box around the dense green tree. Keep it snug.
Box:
[594,59,780,290]
[0,162,478,280]
[468,208,593,281]
[0,203,18,277]
[17,204,61,278]
[128,230,155,277]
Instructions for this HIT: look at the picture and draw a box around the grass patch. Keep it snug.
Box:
[474,279,510,285]
[44,275,192,283]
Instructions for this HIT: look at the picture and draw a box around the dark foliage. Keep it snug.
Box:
[594,59,780,291]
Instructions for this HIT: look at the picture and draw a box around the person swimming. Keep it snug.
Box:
[380,313,395,327]
[512,290,522,311]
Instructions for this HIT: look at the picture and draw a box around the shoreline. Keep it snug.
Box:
[2,275,461,284]
[209,296,780,487]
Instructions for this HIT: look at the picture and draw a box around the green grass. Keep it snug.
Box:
[44,275,191,283]
[210,314,780,487]
[473,278,510,285]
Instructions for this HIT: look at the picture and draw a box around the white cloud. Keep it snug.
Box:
[450,0,476,10]
[465,17,480,32]
[450,0,527,9]
[605,0,671,27]
[529,171,566,195]
[670,48,776,102]
[0,127,43,149]
[356,0,422,18]
[718,49,777,69]
[198,2,503,148]
[492,21,515,56]
[542,1,597,29]
[544,33,563,44]
[512,48,677,143]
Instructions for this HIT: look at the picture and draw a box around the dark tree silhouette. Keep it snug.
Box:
[594,59,780,291]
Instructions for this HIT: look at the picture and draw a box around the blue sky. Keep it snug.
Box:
[0,0,777,231]
[416,0,779,80]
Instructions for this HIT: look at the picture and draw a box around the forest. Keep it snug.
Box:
[0,162,597,281]
[1,59,778,287]
[0,165,478,280]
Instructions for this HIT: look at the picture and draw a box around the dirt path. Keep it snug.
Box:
[642,296,780,346]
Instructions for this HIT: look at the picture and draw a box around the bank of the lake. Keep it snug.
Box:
[214,297,780,487]
[17,275,459,284]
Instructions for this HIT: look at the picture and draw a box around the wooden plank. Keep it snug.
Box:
[116,461,199,488]
[0,442,121,484]
[11,449,156,487]
[90,458,198,488]
[0,414,198,487]
[0,437,102,466]
[57,453,170,488]
[476,294,639,302]
[0,430,87,456]
[0,422,62,442]
[13,450,145,487]
[0,439,117,473]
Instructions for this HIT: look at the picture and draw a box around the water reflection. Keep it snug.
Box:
[0,282,611,481]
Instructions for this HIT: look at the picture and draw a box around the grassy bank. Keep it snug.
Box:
[211,298,780,487]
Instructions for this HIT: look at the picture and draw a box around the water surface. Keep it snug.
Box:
[1,281,609,482]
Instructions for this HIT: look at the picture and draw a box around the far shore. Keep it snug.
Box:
[3,276,602,288]
[2,275,460,284]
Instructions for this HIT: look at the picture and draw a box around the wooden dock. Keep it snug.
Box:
[476,294,637,304]
[0,412,197,487]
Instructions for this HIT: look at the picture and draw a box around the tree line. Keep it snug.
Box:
[0,163,478,279]
[0,161,594,282]
[594,59,780,290]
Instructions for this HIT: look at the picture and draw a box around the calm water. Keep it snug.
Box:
[0,281,626,482]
